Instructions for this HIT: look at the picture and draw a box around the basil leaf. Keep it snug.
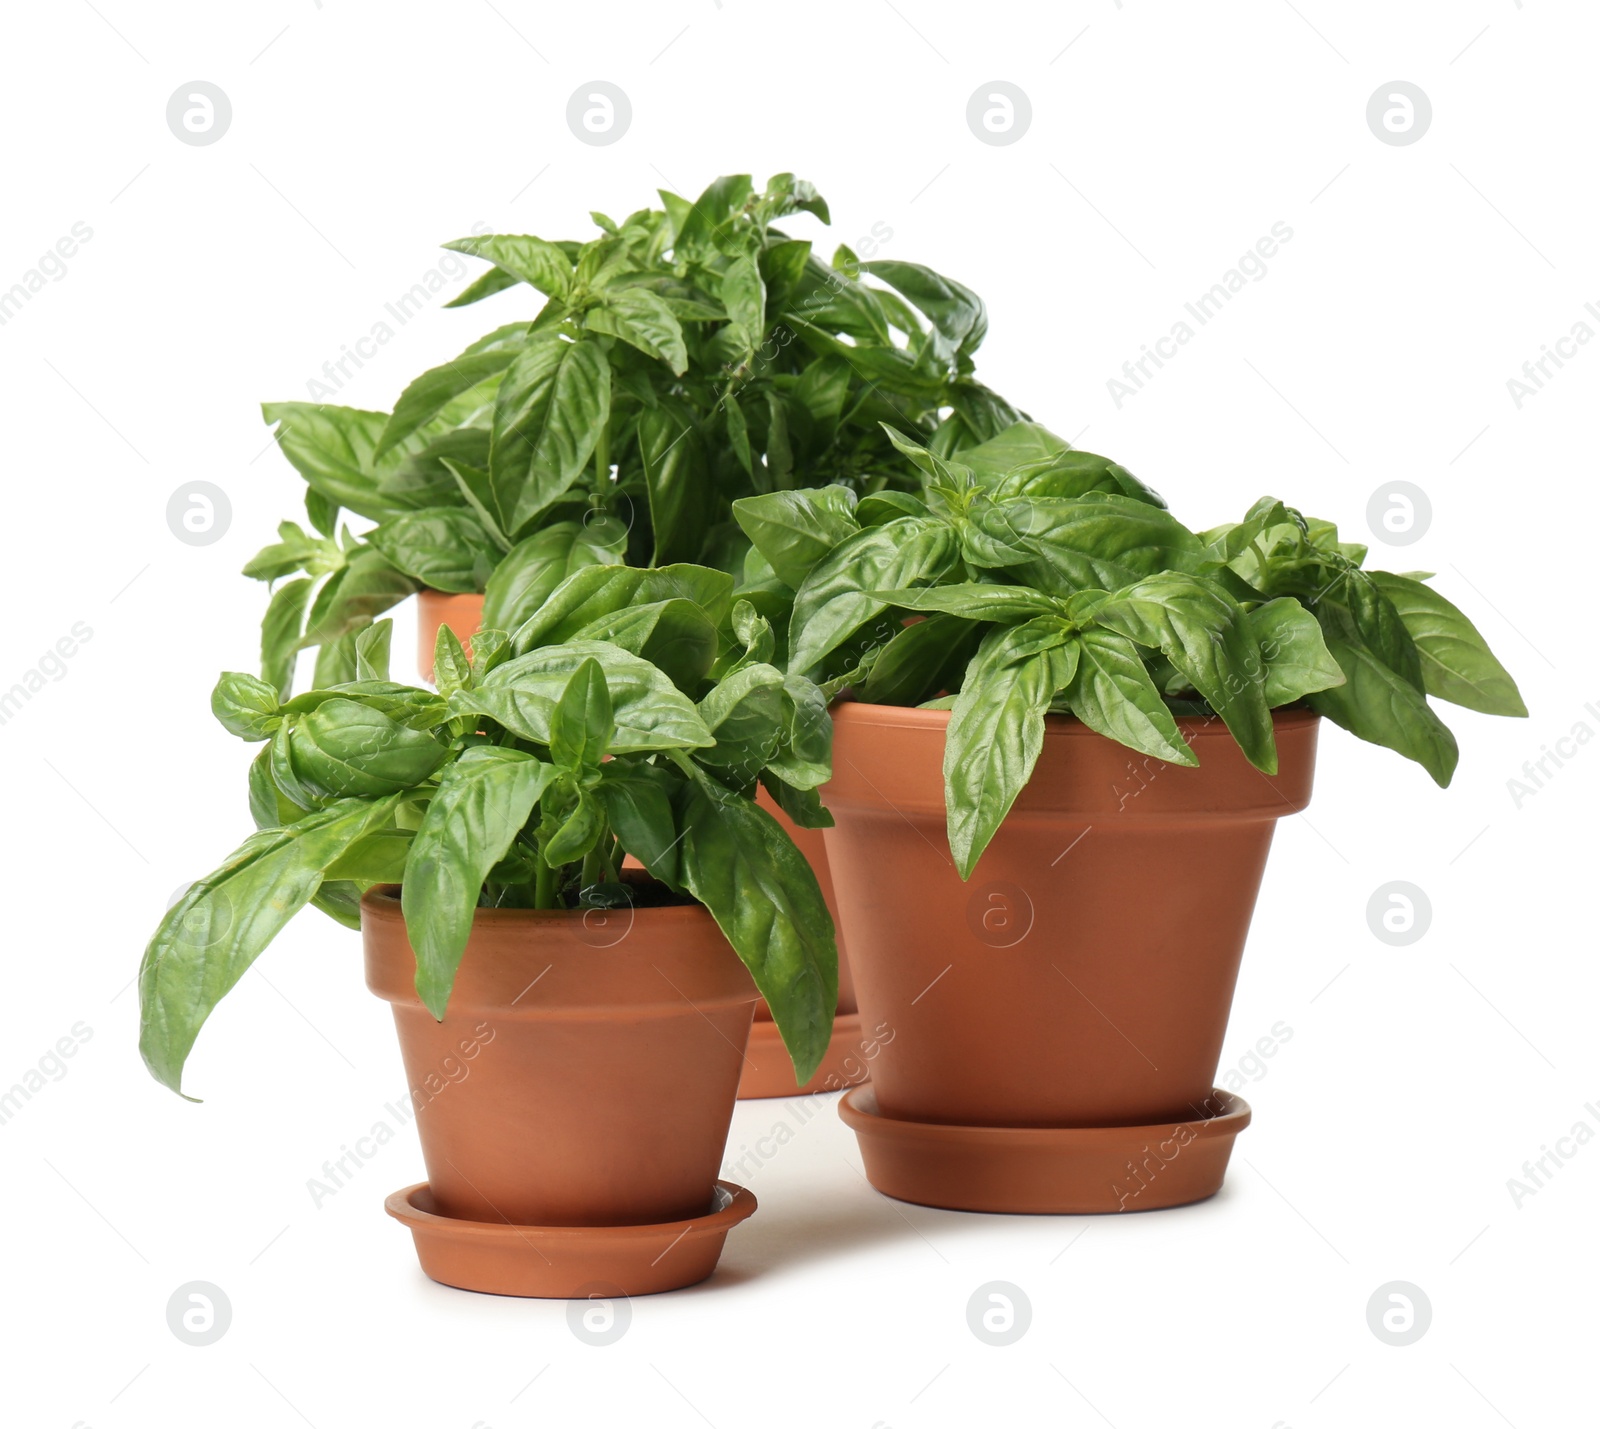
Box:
[287,700,449,797]
[367,508,499,593]
[870,582,1063,622]
[585,287,688,375]
[489,335,611,540]
[260,576,314,698]
[1247,598,1345,706]
[442,234,573,302]
[945,637,1078,879]
[733,485,861,590]
[450,640,714,752]
[967,495,1201,593]
[260,404,401,521]
[403,748,557,1017]
[353,619,392,682]
[861,260,986,361]
[672,775,837,1084]
[638,405,709,566]
[139,794,402,1095]
[1368,572,1527,717]
[1308,629,1460,787]
[549,657,612,770]
[375,347,522,460]
[788,517,960,674]
[1094,572,1277,773]
[212,672,282,741]
[596,763,682,886]
[480,518,627,634]
[1061,628,1198,768]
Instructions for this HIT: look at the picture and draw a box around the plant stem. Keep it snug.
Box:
[534,850,558,910]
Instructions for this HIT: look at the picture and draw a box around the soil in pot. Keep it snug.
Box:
[822,703,1319,1132]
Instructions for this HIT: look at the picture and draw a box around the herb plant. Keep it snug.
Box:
[248,172,1018,693]
[739,421,1525,877]
[139,566,838,1096]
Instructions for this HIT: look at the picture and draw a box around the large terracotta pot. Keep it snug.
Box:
[412,586,863,1100]
[823,704,1319,1131]
[362,882,758,1229]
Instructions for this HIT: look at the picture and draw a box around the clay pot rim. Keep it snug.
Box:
[386,1178,756,1240]
[840,1083,1251,1142]
[832,699,1320,739]
[361,880,709,928]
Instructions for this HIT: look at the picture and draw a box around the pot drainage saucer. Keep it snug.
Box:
[839,1085,1251,1214]
[385,1179,757,1297]
[739,1013,868,1099]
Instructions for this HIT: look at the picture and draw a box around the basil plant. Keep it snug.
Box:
[139,564,838,1097]
[737,421,1526,879]
[248,171,1019,695]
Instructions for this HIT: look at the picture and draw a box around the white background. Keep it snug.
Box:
[2,2,1595,1425]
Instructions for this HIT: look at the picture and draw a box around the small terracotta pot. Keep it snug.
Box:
[823,703,1319,1132]
[412,587,863,1100]
[415,588,487,683]
[362,881,759,1229]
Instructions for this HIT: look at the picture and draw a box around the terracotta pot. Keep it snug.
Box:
[823,703,1319,1130]
[415,588,486,683]
[362,880,759,1228]
[412,586,864,1100]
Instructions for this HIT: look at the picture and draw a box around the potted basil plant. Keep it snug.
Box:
[735,420,1524,1215]
[246,171,1016,1097]
[138,567,837,1296]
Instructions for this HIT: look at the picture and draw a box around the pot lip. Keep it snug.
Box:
[361,880,710,927]
[832,698,1320,737]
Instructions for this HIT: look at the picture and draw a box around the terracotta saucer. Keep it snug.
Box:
[738,1012,869,1099]
[839,1085,1251,1214]
[385,1179,757,1297]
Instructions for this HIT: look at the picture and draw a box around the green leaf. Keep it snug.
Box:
[260,576,314,698]
[287,699,449,797]
[1369,573,1526,717]
[432,624,474,697]
[403,749,557,1017]
[366,507,499,594]
[443,265,522,309]
[860,260,986,361]
[489,335,611,540]
[544,789,604,867]
[442,234,573,302]
[788,517,960,673]
[450,640,714,753]
[858,614,981,707]
[1308,630,1460,787]
[354,619,393,682]
[585,287,688,374]
[732,485,860,590]
[967,495,1201,593]
[480,519,627,634]
[945,637,1078,879]
[139,795,401,1095]
[261,404,401,521]
[301,547,417,648]
[870,582,1063,622]
[1061,629,1199,768]
[720,256,767,348]
[672,775,837,1084]
[1248,598,1346,706]
[695,664,787,783]
[549,657,612,770]
[596,763,682,886]
[637,405,709,566]
[1094,571,1277,773]
[376,347,523,459]
[212,672,282,741]
[574,598,720,692]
